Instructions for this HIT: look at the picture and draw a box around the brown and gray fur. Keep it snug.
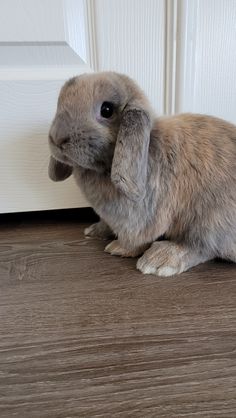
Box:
[48,72,236,276]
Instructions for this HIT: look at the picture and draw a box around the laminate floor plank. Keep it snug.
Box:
[0,215,235,417]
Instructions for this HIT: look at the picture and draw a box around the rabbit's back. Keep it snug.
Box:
[152,113,236,253]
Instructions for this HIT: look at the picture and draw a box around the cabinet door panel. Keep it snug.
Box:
[177,0,236,124]
[0,0,91,213]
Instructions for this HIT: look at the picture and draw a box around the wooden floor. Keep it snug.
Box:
[1,210,236,418]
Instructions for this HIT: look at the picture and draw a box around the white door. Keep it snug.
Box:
[0,0,235,213]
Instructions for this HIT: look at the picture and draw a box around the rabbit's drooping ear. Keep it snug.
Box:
[111,105,152,201]
[48,156,73,182]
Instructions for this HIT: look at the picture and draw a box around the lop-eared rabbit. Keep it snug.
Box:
[48,72,236,276]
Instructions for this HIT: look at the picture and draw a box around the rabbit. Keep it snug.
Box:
[48,71,236,277]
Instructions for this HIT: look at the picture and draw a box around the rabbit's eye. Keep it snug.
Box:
[100,102,114,118]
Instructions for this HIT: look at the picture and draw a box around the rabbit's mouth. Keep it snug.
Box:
[49,136,73,166]
[49,131,115,173]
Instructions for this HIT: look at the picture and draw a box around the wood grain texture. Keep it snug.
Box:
[94,0,165,113]
[0,0,92,213]
[0,80,89,213]
[0,212,236,417]
[0,0,65,41]
[177,0,236,124]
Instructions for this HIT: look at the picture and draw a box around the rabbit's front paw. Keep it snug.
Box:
[105,240,130,257]
[137,241,209,277]
[105,240,143,257]
[84,221,113,240]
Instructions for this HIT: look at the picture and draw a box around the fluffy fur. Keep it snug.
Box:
[48,71,236,276]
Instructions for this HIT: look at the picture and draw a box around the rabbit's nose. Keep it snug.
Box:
[49,117,70,147]
[49,134,70,147]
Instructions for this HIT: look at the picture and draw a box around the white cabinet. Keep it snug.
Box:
[176,0,236,124]
[0,0,235,213]
[94,0,166,113]
[0,0,92,213]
